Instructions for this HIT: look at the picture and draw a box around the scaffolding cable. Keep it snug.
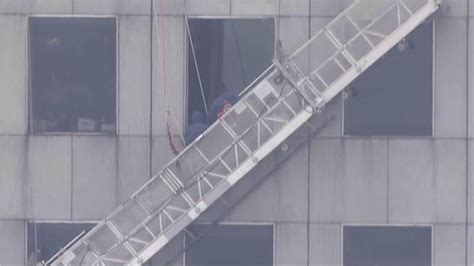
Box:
[184,4,209,115]
[231,21,248,87]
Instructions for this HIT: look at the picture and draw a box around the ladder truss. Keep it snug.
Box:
[50,0,440,265]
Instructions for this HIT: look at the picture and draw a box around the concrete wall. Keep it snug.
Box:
[0,0,472,264]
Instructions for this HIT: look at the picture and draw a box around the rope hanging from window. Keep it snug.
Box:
[154,0,211,156]
[153,0,188,156]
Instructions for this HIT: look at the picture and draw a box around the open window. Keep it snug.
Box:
[26,222,96,264]
[343,225,432,266]
[344,22,433,136]
[29,17,116,133]
[187,18,275,125]
[185,224,274,266]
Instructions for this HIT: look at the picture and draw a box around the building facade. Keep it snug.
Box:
[0,0,472,265]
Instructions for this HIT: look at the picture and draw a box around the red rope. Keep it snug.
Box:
[166,111,181,156]
[156,0,181,155]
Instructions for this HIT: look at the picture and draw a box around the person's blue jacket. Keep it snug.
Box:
[207,92,239,124]
[184,111,208,145]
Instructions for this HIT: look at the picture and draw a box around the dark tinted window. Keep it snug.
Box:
[343,226,432,266]
[187,18,275,124]
[26,222,96,264]
[344,22,433,136]
[186,224,273,266]
[29,17,116,133]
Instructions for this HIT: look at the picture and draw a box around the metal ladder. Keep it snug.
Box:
[50,0,440,265]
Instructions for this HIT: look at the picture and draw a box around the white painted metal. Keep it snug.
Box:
[49,0,440,265]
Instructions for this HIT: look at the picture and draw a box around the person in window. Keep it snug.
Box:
[184,111,209,145]
[207,87,239,124]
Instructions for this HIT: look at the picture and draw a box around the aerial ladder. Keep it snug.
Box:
[49,0,440,264]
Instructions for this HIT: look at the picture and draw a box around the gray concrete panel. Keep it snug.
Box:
[151,136,177,174]
[119,16,151,136]
[433,225,466,265]
[275,223,308,265]
[279,17,309,55]
[117,136,150,202]
[469,19,474,138]
[280,17,310,73]
[309,96,343,137]
[280,0,310,16]
[440,0,467,17]
[469,225,474,265]
[72,136,117,220]
[274,145,308,222]
[27,136,72,220]
[280,17,322,138]
[227,168,275,222]
[432,140,467,223]
[152,16,185,136]
[310,0,346,17]
[73,0,150,15]
[0,16,27,134]
[231,0,278,16]
[310,17,331,68]
[149,233,184,266]
[389,139,466,223]
[435,18,467,138]
[309,17,344,137]
[186,0,231,15]
[309,223,341,266]
[195,199,231,223]
[0,0,72,14]
[0,221,24,265]
[469,140,474,223]
[153,0,184,15]
[154,0,232,15]
[0,136,26,219]
[310,138,388,223]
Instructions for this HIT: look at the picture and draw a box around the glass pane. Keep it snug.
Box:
[344,22,433,136]
[186,224,273,266]
[26,222,96,264]
[29,18,116,133]
[344,226,432,266]
[187,18,275,125]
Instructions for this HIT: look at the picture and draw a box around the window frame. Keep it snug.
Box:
[182,222,275,266]
[24,220,99,264]
[341,224,434,266]
[341,20,436,138]
[184,16,278,127]
[27,15,119,136]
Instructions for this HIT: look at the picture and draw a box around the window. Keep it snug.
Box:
[185,224,274,266]
[29,17,116,133]
[344,22,433,136]
[26,222,96,264]
[343,226,432,266]
[187,18,275,124]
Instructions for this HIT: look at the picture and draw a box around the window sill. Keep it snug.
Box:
[28,131,117,137]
